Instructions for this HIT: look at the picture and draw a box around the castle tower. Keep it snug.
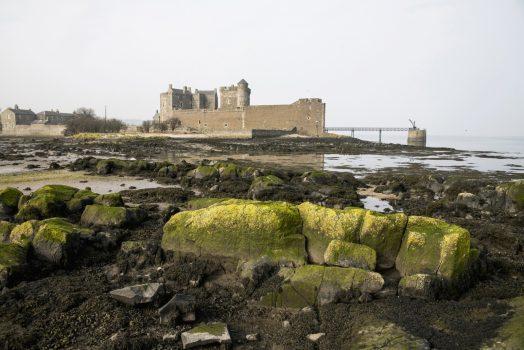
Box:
[236,79,251,108]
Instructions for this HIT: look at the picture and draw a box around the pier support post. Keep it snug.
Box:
[407,128,427,147]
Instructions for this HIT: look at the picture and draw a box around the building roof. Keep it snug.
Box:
[7,108,36,116]
[37,111,75,118]
[196,90,216,95]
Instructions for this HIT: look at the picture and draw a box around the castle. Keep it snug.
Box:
[0,105,74,136]
[158,79,325,136]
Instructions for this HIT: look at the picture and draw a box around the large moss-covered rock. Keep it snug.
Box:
[398,274,438,300]
[297,202,366,264]
[0,242,27,288]
[9,220,40,248]
[162,200,306,265]
[496,179,524,213]
[187,165,219,181]
[359,211,408,269]
[80,204,142,228]
[0,221,15,242]
[186,197,231,210]
[94,192,124,207]
[0,187,23,215]
[261,265,384,308]
[214,162,238,180]
[395,216,470,281]
[324,240,376,270]
[248,175,284,200]
[32,218,91,265]
[16,185,79,221]
[66,189,99,213]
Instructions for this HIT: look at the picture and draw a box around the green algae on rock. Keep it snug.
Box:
[480,296,524,349]
[80,204,134,228]
[248,175,284,199]
[297,202,366,264]
[0,242,27,288]
[261,265,384,308]
[496,179,524,212]
[187,165,219,181]
[32,217,91,265]
[0,187,23,215]
[324,240,377,270]
[94,192,124,207]
[395,216,470,281]
[66,189,99,213]
[347,322,430,350]
[162,200,306,265]
[359,211,408,269]
[9,220,40,248]
[186,197,231,210]
[213,162,238,179]
[0,221,15,242]
[16,185,79,221]
[398,273,438,300]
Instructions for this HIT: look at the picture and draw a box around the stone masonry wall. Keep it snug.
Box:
[1,124,66,137]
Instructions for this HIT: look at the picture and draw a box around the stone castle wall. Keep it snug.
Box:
[164,99,325,136]
[1,124,66,137]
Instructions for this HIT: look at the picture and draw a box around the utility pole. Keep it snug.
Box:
[104,105,107,133]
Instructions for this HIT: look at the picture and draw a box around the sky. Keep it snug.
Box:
[0,0,523,137]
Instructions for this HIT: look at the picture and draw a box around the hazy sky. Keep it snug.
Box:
[1,0,523,136]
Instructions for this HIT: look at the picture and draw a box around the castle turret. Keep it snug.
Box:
[236,79,251,107]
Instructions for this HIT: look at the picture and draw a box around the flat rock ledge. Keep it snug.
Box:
[181,322,231,349]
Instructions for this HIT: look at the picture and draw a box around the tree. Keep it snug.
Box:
[141,120,152,133]
[167,118,181,131]
[158,122,168,132]
[73,107,96,118]
[64,107,125,135]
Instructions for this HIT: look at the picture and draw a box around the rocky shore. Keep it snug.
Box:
[0,136,523,349]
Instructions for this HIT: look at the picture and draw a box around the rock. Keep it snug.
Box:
[186,197,230,210]
[94,192,124,207]
[238,256,277,287]
[348,322,430,350]
[307,333,325,342]
[282,320,290,328]
[181,322,231,349]
[109,283,164,305]
[324,240,376,270]
[248,175,284,200]
[395,216,471,282]
[0,242,27,288]
[495,180,524,214]
[246,334,258,341]
[261,265,384,308]
[0,187,23,216]
[456,192,481,210]
[9,220,39,247]
[158,293,196,325]
[16,185,79,221]
[214,162,238,179]
[301,171,338,185]
[48,162,61,170]
[32,218,91,265]
[0,221,15,242]
[162,200,306,266]
[297,202,366,264]
[480,296,524,349]
[80,204,144,228]
[186,165,219,181]
[398,274,438,300]
[359,211,408,269]
[120,240,148,254]
[66,189,98,213]
[162,333,179,342]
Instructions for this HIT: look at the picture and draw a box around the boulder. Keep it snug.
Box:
[214,162,238,179]
[238,256,277,287]
[324,240,376,270]
[80,204,144,228]
[398,274,438,300]
[66,188,98,213]
[359,211,408,269]
[0,242,27,288]
[0,187,23,216]
[348,322,430,350]
[297,202,366,264]
[110,282,164,305]
[158,293,196,325]
[0,221,15,242]
[16,185,79,221]
[186,197,230,210]
[301,171,338,185]
[261,265,384,308]
[94,192,125,207]
[395,216,470,281]
[186,165,218,181]
[181,322,231,349]
[32,218,91,265]
[9,220,40,248]
[495,180,524,213]
[456,192,481,210]
[162,200,306,265]
[248,175,284,199]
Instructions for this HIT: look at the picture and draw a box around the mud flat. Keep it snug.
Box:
[0,136,523,349]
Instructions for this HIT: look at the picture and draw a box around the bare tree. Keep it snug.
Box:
[73,107,96,118]
[141,120,152,133]
[167,118,181,131]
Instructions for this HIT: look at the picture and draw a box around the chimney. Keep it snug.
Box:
[14,104,19,109]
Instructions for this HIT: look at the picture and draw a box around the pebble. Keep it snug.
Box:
[307,333,325,342]
[246,333,258,341]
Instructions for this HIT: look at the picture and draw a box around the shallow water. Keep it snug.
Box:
[360,196,394,212]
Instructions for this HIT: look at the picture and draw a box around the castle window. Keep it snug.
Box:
[198,120,201,124]
[307,116,311,120]
[204,123,207,127]
[224,123,228,128]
